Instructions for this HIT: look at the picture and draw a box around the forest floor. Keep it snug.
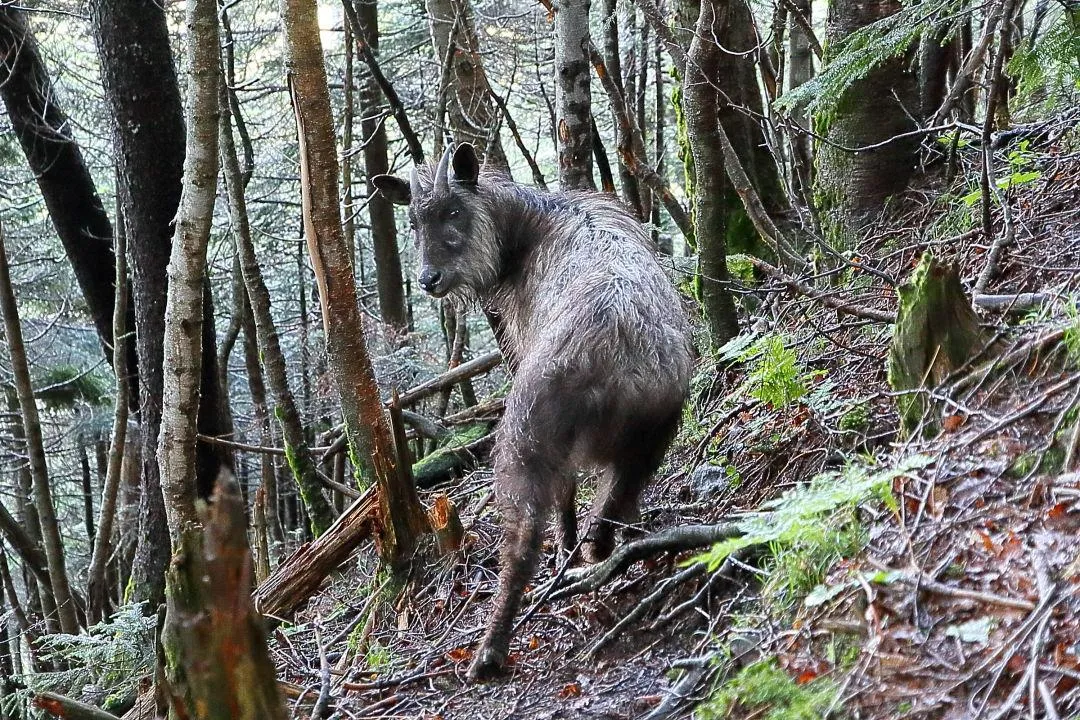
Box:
[267,124,1080,719]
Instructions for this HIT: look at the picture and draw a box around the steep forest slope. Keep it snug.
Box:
[263,125,1080,719]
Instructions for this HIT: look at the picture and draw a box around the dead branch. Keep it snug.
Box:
[341,0,424,164]
[749,258,896,322]
[545,523,742,602]
[33,692,119,720]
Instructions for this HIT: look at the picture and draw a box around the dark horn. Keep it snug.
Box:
[434,143,453,192]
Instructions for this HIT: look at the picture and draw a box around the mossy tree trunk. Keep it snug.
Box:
[715,0,789,259]
[219,74,336,536]
[814,0,920,245]
[685,0,741,347]
[281,0,430,567]
[888,254,985,437]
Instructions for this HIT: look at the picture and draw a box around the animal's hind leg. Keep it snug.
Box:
[469,455,557,680]
[556,474,578,556]
[583,410,681,563]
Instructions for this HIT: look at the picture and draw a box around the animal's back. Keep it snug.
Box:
[494,190,694,464]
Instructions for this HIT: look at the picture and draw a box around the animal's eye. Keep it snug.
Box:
[447,209,460,220]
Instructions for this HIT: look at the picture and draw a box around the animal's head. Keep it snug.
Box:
[372,143,498,299]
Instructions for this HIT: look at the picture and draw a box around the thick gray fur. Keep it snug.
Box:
[373,143,694,680]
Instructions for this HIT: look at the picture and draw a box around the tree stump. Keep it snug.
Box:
[888,254,985,437]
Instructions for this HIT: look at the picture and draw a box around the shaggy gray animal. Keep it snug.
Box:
[374,143,694,679]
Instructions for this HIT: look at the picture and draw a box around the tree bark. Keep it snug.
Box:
[556,0,596,190]
[422,0,508,167]
[89,0,233,608]
[787,0,814,200]
[87,200,130,625]
[348,0,409,333]
[0,6,137,379]
[715,0,789,258]
[282,0,430,566]
[814,0,920,241]
[603,0,644,215]
[0,224,79,635]
[686,0,740,346]
[220,77,336,536]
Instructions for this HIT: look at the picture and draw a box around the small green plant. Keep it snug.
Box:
[741,334,810,409]
[698,659,838,720]
[690,455,930,573]
[761,508,867,617]
[365,640,392,672]
[838,404,870,433]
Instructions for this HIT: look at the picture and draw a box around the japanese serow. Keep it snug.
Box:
[373,143,693,679]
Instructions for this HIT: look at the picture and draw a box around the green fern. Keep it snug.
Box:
[1008,8,1080,116]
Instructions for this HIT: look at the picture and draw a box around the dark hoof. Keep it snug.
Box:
[467,645,506,681]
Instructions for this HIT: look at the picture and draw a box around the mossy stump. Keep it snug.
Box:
[888,254,984,437]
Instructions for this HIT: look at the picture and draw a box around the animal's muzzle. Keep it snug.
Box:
[418,269,443,294]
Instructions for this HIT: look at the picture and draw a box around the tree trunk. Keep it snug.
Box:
[653,30,669,253]
[89,0,233,608]
[0,6,137,379]
[556,0,596,190]
[715,0,788,258]
[282,0,430,566]
[422,0,508,167]
[349,0,409,333]
[814,0,920,242]
[220,78,337,536]
[87,202,130,625]
[686,0,740,346]
[0,225,79,635]
[788,0,814,200]
[603,0,644,216]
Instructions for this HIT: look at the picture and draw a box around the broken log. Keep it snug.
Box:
[34,692,119,720]
[253,487,378,619]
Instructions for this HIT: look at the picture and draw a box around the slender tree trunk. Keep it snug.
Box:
[653,29,669,253]
[556,0,596,190]
[788,0,814,199]
[422,0,508,167]
[686,0,740,346]
[282,0,430,566]
[87,207,130,625]
[347,0,409,333]
[89,0,233,609]
[0,225,79,635]
[220,77,336,536]
[814,0,920,241]
[715,0,788,258]
[604,0,644,215]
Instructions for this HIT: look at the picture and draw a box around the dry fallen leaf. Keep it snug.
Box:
[559,682,582,699]
[446,647,473,663]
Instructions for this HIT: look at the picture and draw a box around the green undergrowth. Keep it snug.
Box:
[698,658,840,720]
[691,455,930,598]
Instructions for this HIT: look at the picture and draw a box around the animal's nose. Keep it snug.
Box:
[419,270,443,293]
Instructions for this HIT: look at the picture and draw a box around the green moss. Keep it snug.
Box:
[283,439,332,536]
[411,423,490,485]
[699,659,839,720]
[838,404,869,432]
[727,254,756,284]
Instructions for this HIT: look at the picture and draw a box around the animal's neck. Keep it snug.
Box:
[486,181,555,290]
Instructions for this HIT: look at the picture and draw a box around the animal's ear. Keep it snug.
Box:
[450,143,480,186]
[371,175,411,205]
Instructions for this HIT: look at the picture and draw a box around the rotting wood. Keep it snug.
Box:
[253,488,378,619]
[33,691,119,720]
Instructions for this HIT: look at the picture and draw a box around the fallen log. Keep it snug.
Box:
[34,692,119,720]
[253,488,378,619]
